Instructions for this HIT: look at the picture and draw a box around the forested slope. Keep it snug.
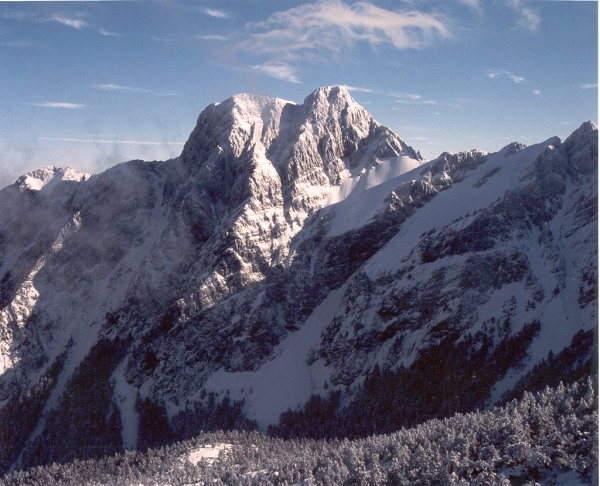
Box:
[2,379,596,486]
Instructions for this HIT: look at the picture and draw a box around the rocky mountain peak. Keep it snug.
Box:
[180,86,381,171]
[300,85,375,137]
[173,88,424,313]
[571,119,598,137]
[178,86,420,219]
[561,121,598,179]
[302,85,367,112]
[14,166,90,193]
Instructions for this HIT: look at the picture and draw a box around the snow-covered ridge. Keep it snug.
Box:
[15,166,90,192]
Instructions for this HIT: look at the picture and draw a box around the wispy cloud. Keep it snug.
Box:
[92,84,175,96]
[339,85,373,93]
[241,0,450,57]
[50,14,88,30]
[4,9,120,36]
[507,0,540,33]
[395,99,437,105]
[33,102,88,109]
[486,69,525,84]
[391,92,423,101]
[40,137,184,146]
[233,0,451,77]
[93,83,149,93]
[391,92,436,104]
[532,89,542,96]
[1,40,36,47]
[200,7,230,19]
[197,34,228,41]
[454,0,482,13]
[453,97,490,107]
[99,28,121,37]
[252,63,301,84]
[578,83,598,89]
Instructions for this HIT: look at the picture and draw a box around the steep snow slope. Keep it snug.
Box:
[313,127,596,388]
[204,284,348,430]
[203,123,597,426]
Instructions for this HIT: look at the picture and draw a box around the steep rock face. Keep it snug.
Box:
[0,167,90,379]
[0,84,596,472]
[176,86,421,305]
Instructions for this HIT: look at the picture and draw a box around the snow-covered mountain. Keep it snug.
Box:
[0,86,596,472]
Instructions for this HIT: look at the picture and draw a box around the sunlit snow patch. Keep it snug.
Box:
[187,443,232,466]
[16,166,90,192]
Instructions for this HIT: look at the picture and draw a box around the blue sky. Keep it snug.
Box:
[0,0,597,188]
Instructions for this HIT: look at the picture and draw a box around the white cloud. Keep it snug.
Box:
[33,102,88,109]
[391,92,436,104]
[507,0,540,34]
[200,8,229,19]
[204,0,450,84]
[99,28,121,37]
[532,89,542,96]
[339,85,374,93]
[93,83,150,93]
[486,69,525,84]
[578,83,598,89]
[395,99,436,105]
[92,84,175,96]
[4,9,121,36]
[197,34,228,41]
[50,14,88,30]
[252,63,301,84]
[391,92,423,101]
[235,0,451,62]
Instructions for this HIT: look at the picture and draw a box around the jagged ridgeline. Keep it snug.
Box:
[0,86,597,474]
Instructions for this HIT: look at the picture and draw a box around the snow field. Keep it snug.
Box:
[204,285,348,430]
